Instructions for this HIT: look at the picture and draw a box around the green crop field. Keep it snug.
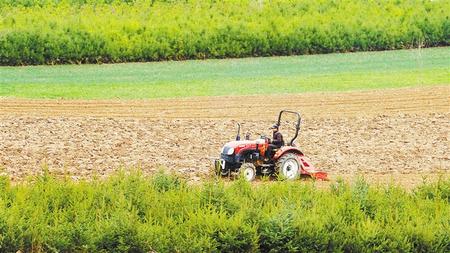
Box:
[0,47,449,99]
[0,0,448,65]
[0,172,449,252]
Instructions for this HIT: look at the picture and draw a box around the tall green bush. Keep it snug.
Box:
[0,172,449,252]
[0,0,448,65]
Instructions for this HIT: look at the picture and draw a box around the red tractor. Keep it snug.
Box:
[214,110,327,181]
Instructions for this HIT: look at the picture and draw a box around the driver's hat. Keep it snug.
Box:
[269,124,279,129]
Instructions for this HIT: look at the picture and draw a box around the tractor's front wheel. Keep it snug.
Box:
[240,163,256,181]
[276,153,300,180]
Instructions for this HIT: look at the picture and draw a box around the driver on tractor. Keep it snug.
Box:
[267,124,284,158]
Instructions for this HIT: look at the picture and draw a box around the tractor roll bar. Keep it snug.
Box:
[276,110,301,146]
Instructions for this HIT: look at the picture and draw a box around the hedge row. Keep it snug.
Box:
[0,171,449,252]
[0,0,449,65]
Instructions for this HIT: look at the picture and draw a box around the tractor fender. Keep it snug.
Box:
[273,146,304,160]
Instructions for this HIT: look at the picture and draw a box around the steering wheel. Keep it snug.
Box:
[261,135,271,143]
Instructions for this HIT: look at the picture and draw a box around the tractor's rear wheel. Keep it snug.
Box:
[240,163,256,182]
[276,153,300,180]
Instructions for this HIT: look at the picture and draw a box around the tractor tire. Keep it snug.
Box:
[276,153,300,180]
[240,163,256,182]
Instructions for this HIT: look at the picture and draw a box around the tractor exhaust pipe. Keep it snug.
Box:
[236,123,241,141]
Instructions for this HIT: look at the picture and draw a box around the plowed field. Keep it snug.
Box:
[1,86,449,187]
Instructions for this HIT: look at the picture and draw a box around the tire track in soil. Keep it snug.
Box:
[1,86,449,187]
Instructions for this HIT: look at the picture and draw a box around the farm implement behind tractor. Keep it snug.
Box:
[214,110,328,181]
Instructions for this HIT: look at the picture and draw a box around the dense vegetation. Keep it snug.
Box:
[0,0,448,65]
[0,171,449,252]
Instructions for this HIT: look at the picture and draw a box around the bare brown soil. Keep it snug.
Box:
[1,86,449,188]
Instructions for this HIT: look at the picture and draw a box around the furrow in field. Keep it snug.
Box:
[0,86,449,187]
[1,86,448,119]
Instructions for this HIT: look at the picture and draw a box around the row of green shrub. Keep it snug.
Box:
[0,0,147,7]
[0,0,448,65]
[0,170,449,252]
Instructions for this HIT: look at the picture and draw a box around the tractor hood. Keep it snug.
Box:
[221,139,266,155]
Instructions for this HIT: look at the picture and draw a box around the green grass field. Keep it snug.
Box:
[0,47,449,99]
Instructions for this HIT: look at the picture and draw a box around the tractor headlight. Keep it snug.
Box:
[221,146,235,155]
